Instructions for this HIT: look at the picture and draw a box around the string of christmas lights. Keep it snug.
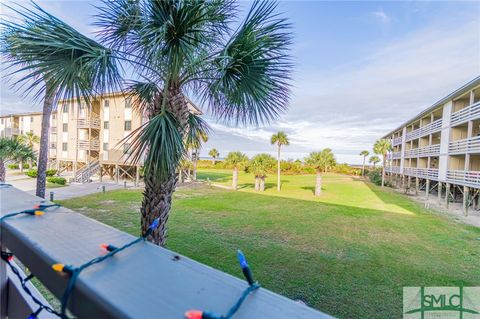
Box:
[184,250,261,319]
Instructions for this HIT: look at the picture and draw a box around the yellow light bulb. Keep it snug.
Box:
[52,264,64,272]
[34,211,44,216]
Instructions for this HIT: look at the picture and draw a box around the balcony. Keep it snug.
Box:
[404,144,440,158]
[0,186,330,319]
[386,166,400,173]
[5,127,20,136]
[50,143,56,149]
[78,139,100,151]
[447,170,480,188]
[450,101,480,127]
[392,136,402,146]
[403,167,439,180]
[50,126,57,134]
[77,116,101,129]
[449,136,480,155]
[405,119,442,141]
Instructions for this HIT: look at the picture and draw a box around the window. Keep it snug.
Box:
[103,143,109,151]
[62,103,69,113]
[104,100,109,108]
[52,113,56,120]
[63,123,68,132]
[30,116,34,122]
[104,121,109,129]
[124,120,132,131]
[123,143,131,155]
[62,143,68,151]
[1,119,3,124]
[125,98,132,108]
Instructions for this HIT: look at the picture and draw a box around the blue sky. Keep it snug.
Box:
[1,1,479,164]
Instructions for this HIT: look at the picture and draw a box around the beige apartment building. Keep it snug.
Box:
[1,92,200,184]
[383,76,480,215]
[0,111,43,151]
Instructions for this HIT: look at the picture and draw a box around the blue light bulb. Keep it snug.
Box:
[237,249,248,269]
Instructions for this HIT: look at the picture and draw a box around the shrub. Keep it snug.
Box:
[7,163,19,169]
[23,163,30,169]
[25,169,37,178]
[46,169,57,176]
[47,176,66,185]
[368,170,382,186]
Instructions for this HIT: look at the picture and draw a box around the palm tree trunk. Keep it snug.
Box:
[232,167,238,190]
[193,149,198,181]
[381,155,386,187]
[315,170,322,196]
[260,176,265,191]
[141,170,177,246]
[362,157,365,177]
[19,162,24,173]
[36,82,55,198]
[254,177,259,191]
[0,159,5,183]
[277,145,281,192]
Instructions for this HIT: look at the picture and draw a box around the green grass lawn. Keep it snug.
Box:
[58,171,480,319]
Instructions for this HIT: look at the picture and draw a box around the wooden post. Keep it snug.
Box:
[445,183,450,208]
[115,164,119,184]
[407,176,411,193]
[135,166,140,187]
[425,179,430,199]
[463,186,469,216]
[415,177,419,195]
[99,165,103,182]
[438,182,442,203]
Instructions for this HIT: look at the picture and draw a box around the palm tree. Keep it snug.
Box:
[369,155,381,168]
[271,131,290,191]
[3,1,292,246]
[0,138,35,182]
[208,148,220,165]
[373,139,392,187]
[305,149,336,196]
[225,152,248,191]
[18,132,40,169]
[1,3,119,198]
[250,153,275,191]
[185,114,209,181]
[359,150,369,177]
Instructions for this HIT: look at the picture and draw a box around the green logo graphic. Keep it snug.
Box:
[404,287,480,319]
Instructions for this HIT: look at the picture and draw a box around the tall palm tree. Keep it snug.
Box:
[1,3,119,198]
[0,138,35,182]
[208,148,220,165]
[270,131,289,191]
[305,149,336,196]
[18,131,40,169]
[250,153,275,191]
[225,152,248,191]
[359,150,369,177]
[373,139,392,187]
[369,155,380,168]
[3,1,292,246]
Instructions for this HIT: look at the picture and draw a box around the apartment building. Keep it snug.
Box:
[0,111,43,151]
[383,76,480,215]
[2,92,200,184]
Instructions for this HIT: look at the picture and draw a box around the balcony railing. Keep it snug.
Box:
[386,166,400,173]
[450,101,480,127]
[0,186,331,319]
[50,126,57,134]
[50,143,56,149]
[5,127,20,136]
[449,136,480,154]
[403,167,439,180]
[405,119,442,141]
[78,139,100,151]
[392,136,402,146]
[404,144,440,158]
[77,115,101,129]
[447,170,480,188]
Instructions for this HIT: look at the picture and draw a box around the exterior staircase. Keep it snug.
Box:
[73,160,100,183]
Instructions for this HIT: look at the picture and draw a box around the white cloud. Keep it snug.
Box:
[371,10,390,24]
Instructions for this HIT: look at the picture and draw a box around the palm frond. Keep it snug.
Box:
[202,0,293,126]
[125,111,184,181]
[1,2,122,104]
[126,81,163,118]
[185,113,210,150]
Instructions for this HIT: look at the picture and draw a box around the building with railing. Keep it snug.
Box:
[0,112,43,151]
[383,76,480,214]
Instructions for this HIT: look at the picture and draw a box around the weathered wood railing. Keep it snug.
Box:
[0,186,333,319]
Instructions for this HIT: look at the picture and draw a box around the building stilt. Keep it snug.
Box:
[115,164,119,184]
[415,177,419,195]
[135,166,140,187]
[425,179,430,199]
[463,186,469,216]
[437,182,442,204]
[445,183,450,208]
[99,166,103,183]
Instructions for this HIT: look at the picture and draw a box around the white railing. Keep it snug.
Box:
[77,114,101,129]
[387,151,401,160]
[450,101,480,127]
[78,139,100,150]
[405,119,442,141]
[392,136,402,146]
[449,135,480,154]
[5,127,20,135]
[404,144,440,158]
[403,167,439,180]
[447,170,480,188]
[386,166,400,173]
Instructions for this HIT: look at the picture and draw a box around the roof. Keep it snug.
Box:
[382,75,480,138]
[0,111,43,118]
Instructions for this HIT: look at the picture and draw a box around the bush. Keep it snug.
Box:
[368,170,382,186]
[332,163,361,176]
[7,163,19,169]
[25,169,57,178]
[23,163,30,169]
[47,176,66,185]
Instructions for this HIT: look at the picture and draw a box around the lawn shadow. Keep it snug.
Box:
[300,186,324,195]
[364,180,422,213]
